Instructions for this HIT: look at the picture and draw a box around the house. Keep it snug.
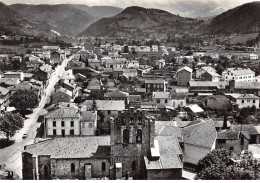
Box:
[144,136,183,180]
[216,129,249,154]
[123,69,138,78]
[0,78,20,87]
[44,106,81,137]
[87,78,102,92]
[8,81,42,99]
[249,54,258,60]
[171,93,186,109]
[3,71,24,81]
[145,79,167,92]
[186,104,204,115]
[126,60,139,68]
[141,102,157,112]
[89,59,101,69]
[43,46,60,52]
[104,90,129,105]
[196,66,220,81]
[80,111,98,136]
[176,66,192,86]
[152,92,172,107]
[129,95,142,108]
[50,87,73,105]
[154,59,166,69]
[222,68,255,82]
[189,81,227,94]
[232,124,260,144]
[33,64,52,81]
[182,120,216,166]
[225,93,259,109]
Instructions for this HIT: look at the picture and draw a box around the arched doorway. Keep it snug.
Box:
[43,164,49,180]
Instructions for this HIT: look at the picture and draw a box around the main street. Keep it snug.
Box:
[0,55,71,179]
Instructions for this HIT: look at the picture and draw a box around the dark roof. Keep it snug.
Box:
[104,90,129,98]
[23,136,110,159]
[231,124,258,135]
[183,120,216,148]
[217,129,240,140]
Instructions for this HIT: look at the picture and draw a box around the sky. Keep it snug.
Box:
[2,0,260,17]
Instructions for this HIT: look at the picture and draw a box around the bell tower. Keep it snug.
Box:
[110,108,155,179]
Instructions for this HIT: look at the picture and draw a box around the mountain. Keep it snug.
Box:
[9,4,96,36]
[0,1,51,37]
[79,6,204,37]
[69,4,123,19]
[207,2,260,34]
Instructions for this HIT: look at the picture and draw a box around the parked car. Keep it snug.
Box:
[22,134,27,139]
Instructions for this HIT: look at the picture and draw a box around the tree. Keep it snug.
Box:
[196,148,260,180]
[0,112,24,141]
[171,57,176,64]
[183,58,189,64]
[10,90,39,115]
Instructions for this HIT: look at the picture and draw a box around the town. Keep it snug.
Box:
[0,0,260,181]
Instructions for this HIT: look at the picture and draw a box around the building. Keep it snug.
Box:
[33,64,52,81]
[225,93,259,109]
[50,52,61,66]
[216,129,249,154]
[145,79,167,92]
[182,120,216,166]
[0,86,11,112]
[104,90,129,105]
[44,106,97,137]
[249,54,258,60]
[176,66,192,86]
[3,71,24,81]
[222,68,255,82]
[50,87,73,105]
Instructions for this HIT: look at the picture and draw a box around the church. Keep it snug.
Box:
[22,109,183,180]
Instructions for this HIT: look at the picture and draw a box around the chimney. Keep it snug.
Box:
[223,114,228,129]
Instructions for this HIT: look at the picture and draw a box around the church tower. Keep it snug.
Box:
[110,108,155,179]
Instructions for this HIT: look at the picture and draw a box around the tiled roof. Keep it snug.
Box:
[152,92,171,99]
[81,111,96,122]
[129,95,141,102]
[217,129,240,140]
[145,79,166,84]
[0,86,9,96]
[0,78,19,85]
[144,135,182,170]
[40,64,52,73]
[183,120,216,148]
[104,90,129,98]
[24,136,110,159]
[51,87,72,97]
[189,81,227,89]
[234,82,260,89]
[45,107,79,118]
[177,66,192,73]
[226,93,259,99]
[227,68,255,76]
[231,124,258,135]
[81,100,125,111]
[8,82,40,91]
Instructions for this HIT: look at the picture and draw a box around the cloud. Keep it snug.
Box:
[2,0,259,17]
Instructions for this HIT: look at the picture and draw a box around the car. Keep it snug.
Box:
[22,134,27,139]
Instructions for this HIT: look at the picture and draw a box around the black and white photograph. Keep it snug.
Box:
[0,0,260,180]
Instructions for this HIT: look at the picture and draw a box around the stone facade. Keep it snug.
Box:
[176,69,192,86]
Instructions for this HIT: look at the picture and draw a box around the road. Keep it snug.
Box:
[0,56,71,179]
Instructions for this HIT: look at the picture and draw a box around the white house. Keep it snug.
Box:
[249,54,258,60]
[222,68,255,82]
[225,93,259,109]
[183,120,217,165]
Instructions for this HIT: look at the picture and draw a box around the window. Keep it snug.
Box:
[53,121,56,127]
[53,129,56,135]
[230,147,234,152]
[132,161,137,171]
[241,137,244,145]
[62,130,65,137]
[71,121,74,127]
[253,100,255,103]
[102,162,106,172]
[70,130,74,135]
[122,117,126,125]
[138,117,142,125]
[165,99,168,103]
[242,100,244,104]
[218,139,226,144]
[71,163,75,173]
[123,129,129,144]
[61,121,65,127]
[157,99,160,104]
[89,123,93,128]
[130,117,134,125]
[108,110,111,114]
[247,100,250,103]
[136,129,142,143]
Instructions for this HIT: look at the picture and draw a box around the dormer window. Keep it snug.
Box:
[138,117,142,125]
[136,129,142,143]
[130,117,134,125]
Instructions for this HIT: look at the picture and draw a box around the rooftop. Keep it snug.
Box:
[23,136,110,159]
